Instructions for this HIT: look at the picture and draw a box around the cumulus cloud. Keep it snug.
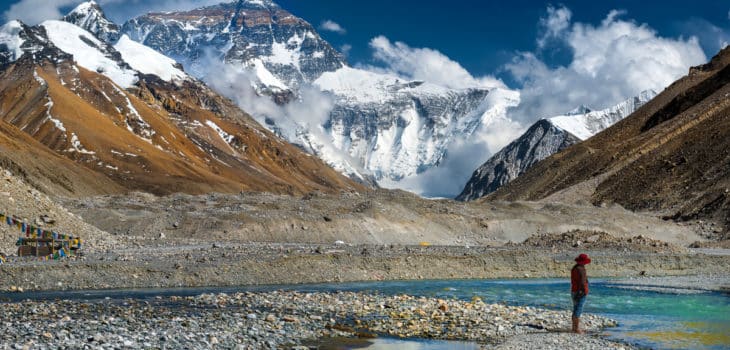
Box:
[537,5,572,48]
[319,19,346,34]
[361,35,506,90]
[200,58,333,137]
[506,7,707,123]
[2,0,78,25]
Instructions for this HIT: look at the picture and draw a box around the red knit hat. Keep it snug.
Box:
[575,253,591,265]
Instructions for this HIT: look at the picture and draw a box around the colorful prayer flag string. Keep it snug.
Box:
[1,211,83,252]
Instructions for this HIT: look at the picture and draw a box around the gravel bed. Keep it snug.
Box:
[493,332,634,350]
[0,291,625,349]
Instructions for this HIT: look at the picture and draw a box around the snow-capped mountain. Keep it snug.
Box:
[62,0,120,43]
[456,90,657,201]
[119,0,518,188]
[0,16,359,196]
[121,0,344,93]
[549,90,657,140]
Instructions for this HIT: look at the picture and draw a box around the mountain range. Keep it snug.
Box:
[108,0,518,189]
[0,11,360,196]
[1,0,726,243]
[457,90,657,201]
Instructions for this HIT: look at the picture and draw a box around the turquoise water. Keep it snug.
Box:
[298,279,730,350]
[302,279,730,349]
[2,279,728,349]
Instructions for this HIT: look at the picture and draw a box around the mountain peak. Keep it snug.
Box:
[63,0,120,43]
[458,90,659,201]
[637,89,657,103]
[565,105,592,116]
[548,90,658,140]
[239,0,278,9]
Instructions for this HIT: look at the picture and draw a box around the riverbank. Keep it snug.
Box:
[1,243,729,292]
[0,290,630,349]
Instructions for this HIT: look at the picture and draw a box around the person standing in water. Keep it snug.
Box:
[571,253,591,333]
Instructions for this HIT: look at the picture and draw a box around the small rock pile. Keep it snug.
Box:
[514,230,685,252]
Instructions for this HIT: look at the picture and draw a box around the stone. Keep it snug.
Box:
[282,316,298,323]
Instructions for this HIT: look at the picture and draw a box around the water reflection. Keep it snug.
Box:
[314,337,480,350]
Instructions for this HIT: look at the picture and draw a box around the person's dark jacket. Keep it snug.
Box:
[571,264,589,295]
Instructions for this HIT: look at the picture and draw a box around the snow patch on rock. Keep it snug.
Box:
[114,35,187,83]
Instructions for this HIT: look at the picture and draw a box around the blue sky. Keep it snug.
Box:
[275,0,729,82]
[2,0,728,86]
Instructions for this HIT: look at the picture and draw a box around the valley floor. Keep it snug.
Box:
[1,188,728,348]
[2,244,727,349]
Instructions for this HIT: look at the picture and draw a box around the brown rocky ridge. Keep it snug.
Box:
[0,25,361,197]
[488,47,730,240]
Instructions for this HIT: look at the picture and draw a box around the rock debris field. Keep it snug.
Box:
[0,291,630,350]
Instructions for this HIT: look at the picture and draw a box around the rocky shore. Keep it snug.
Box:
[0,291,630,349]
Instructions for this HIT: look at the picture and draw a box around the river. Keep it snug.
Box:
[2,278,728,349]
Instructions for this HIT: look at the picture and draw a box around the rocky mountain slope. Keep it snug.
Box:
[489,47,730,239]
[0,18,360,196]
[118,0,518,188]
[457,91,655,201]
[0,166,116,254]
[456,120,580,201]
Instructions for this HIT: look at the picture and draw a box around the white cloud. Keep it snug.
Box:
[201,59,333,133]
[2,0,78,25]
[361,35,505,90]
[339,44,352,57]
[537,5,572,48]
[319,19,346,34]
[506,7,707,123]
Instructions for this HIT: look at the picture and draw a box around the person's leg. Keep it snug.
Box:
[571,292,579,332]
[572,294,586,334]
